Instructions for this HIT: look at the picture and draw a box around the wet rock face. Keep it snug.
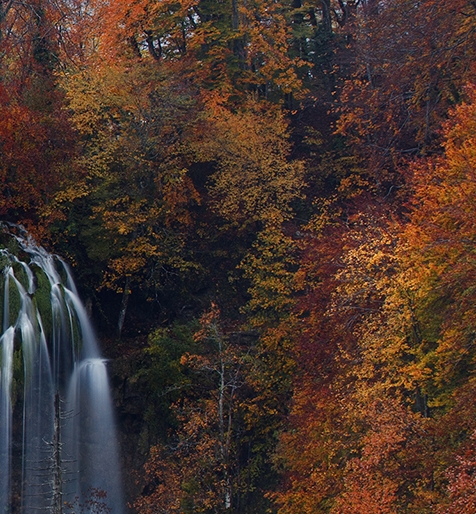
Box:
[108,342,155,511]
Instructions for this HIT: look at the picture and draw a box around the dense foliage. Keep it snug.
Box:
[2,0,476,512]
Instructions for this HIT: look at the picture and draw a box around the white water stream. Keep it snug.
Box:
[0,226,124,513]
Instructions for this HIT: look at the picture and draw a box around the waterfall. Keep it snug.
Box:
[0,225,124,513]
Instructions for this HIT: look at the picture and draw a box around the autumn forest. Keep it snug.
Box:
[1,0,476,512]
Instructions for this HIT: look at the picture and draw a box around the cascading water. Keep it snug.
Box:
[0,225,124,513]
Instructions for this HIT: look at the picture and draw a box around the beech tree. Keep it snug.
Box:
[0,0,80,233]
[194,100,305,226]
[402,84,476,395]
[135,306,273,512]
[93,0,302,102]
[57,60,201,329]
[274,82,476,513]
[336,0,476,182]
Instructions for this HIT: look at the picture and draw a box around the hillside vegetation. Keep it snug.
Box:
[1,0,476,512]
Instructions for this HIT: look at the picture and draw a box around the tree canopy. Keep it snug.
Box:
[1,0,476,512]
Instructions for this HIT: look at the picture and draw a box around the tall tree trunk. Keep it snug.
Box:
[52,392,63,514]
[117,277,131,336]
